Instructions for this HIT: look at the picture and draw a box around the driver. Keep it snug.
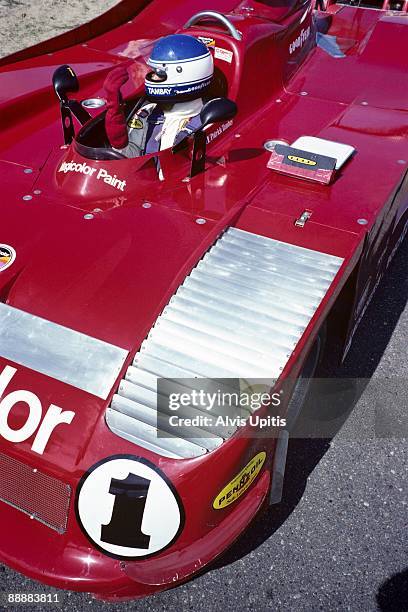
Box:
[103,34,214,158]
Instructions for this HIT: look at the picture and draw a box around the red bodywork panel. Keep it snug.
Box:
[0,0,407,600]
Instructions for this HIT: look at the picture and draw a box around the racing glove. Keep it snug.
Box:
[104,65,130,149]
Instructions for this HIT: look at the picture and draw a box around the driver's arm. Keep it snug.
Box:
[104,65,130,150]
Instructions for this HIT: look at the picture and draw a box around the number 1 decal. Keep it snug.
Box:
[76,456,184,559]
[101,473,151,549]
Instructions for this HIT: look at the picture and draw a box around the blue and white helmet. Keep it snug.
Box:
[145,34,214,101]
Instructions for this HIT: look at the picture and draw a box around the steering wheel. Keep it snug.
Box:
[74,139,127,161]
[183,11,242,41]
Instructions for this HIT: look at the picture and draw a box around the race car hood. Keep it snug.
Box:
[4,195,219,349]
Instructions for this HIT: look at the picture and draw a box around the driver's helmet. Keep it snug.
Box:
[145,34,214,102]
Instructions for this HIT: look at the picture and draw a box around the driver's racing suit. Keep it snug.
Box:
[103,65,203,158]
[116,99,203,158]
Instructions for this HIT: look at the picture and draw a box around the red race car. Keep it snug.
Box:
[0,0,407,601]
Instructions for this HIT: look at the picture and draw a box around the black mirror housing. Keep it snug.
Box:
[200,97,237,128]
[52,64,79,102]
[52,65,91,145]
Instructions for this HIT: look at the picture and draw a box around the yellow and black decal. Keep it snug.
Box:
[128,117,144,130]
[276,144,337,172]
[213,452,266,510]
[288,155,316,166]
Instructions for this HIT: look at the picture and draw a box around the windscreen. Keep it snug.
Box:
[118,38,158,89]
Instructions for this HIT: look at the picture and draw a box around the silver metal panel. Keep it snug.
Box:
[199,252,333,292]
[106,408,209,458]
[151,318,285,369]
[227,228,343,268]
[180,276,310,328]
[162,303,292,358]
[0,303,128,400]
[112,391,224,449]
[107,227,344,458]
[169,293,300,345]
[133,354,201,379]
[123,371,248,423]
[194,262,325,305]
[145,338,276,378]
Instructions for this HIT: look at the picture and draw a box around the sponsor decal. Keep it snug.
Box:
[289,26,311,54]
[213,451,266,510]
[147,78,213,98]
[175,81,210,95]
[76,455,184,559]
[128,116,143,129]
[0,365,75,455]
[0,245,16,273]
[146,85,172,96]
[288,155,316,166]
[58,161,126,192]
[268,144,336,185]
[198,36,216,48]
[179,118,190,132]
[206,119,233,144]
[214,47,233,63]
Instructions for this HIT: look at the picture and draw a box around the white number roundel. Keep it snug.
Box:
[76,456,184,559]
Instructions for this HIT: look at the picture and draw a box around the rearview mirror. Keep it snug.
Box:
[52,64,79,102]
[52,65,91,145]
[200,97,237,128]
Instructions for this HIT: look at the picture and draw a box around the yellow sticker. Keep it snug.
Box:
[128,117,143,129]
[213,451,266,510]
[288,155,316,166]
[179,118,189,131]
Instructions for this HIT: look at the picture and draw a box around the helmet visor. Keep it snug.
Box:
[145,67,168,84]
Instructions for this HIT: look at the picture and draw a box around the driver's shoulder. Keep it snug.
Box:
[127,102,159,130]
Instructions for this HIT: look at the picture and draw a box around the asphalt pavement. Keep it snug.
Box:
[1,237,407,611]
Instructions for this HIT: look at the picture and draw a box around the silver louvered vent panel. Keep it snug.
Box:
[106,227,344,459]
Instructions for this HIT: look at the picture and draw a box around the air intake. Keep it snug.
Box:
[0,453,71,533]
[106,227,343,459]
